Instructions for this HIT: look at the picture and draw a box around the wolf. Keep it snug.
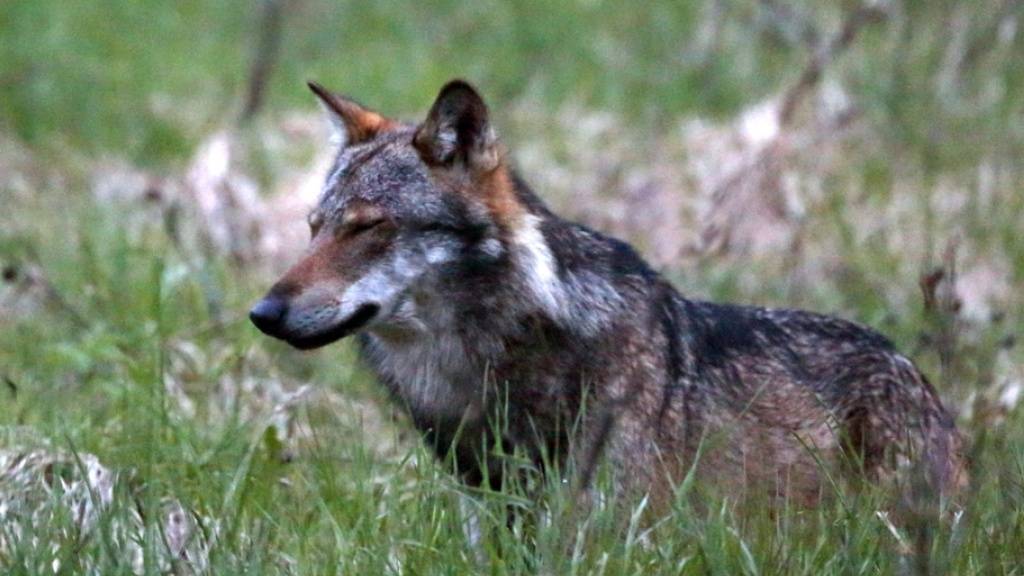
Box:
[249,79,966,509]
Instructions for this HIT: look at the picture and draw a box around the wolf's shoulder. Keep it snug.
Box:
[539,216,658,284]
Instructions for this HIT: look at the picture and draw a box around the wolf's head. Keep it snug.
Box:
[250,80,535,350]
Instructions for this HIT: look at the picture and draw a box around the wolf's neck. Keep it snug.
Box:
[361,206,637,422]
[506,210,630,340]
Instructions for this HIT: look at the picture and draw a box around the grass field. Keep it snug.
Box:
[2,1,1023,574]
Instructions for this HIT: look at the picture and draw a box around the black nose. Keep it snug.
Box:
[249,296,288,336]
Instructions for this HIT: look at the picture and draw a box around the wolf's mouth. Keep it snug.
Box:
[287,303,380,350]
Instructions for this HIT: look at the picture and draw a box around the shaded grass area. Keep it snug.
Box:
[2,0,1024,574]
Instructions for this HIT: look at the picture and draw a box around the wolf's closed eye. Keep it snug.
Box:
[340,203,388,237]
[345,218,385,236]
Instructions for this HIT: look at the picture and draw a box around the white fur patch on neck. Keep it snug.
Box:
[512,213,564,318]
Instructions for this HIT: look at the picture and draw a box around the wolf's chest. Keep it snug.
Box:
[360,332,491,421]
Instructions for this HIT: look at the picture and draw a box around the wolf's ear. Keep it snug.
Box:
[308,81,393,147]
[414,80,499,172]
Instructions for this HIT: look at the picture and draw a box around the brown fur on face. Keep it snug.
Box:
[266,208,395,301]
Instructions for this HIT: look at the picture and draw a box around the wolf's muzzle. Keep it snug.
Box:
[286,302,380,350]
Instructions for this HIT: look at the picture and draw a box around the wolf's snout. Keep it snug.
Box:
[249,296,288,337]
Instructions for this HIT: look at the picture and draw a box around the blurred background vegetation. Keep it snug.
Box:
[1,0,1023,573]
[4,0,1022,165]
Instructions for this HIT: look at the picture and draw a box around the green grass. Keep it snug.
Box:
[2,0,1024,573]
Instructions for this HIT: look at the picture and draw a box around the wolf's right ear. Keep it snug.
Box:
[414,80,499,172]
[308,81,394,148]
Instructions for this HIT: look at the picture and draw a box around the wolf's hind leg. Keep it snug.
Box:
[839,364,967,502]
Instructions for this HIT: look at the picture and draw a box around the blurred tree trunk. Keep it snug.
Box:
[240,0,286,124]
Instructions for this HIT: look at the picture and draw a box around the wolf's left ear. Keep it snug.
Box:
[414,80,499,172]
[308,81,394,147]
